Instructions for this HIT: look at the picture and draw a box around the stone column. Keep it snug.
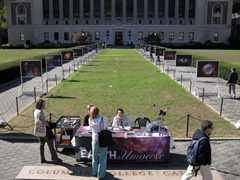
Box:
[101,0,105,24]
[133,0,137,24]
[164,0,168,24]
[123,0,126,24]
[112,0,115,24]
[185,0,189,25]
[90,0,94,24]
[59,0,63,24]
[144,0,148,24]
[80,0,84,24]
[70,0,74,24]
[154,0,158,24]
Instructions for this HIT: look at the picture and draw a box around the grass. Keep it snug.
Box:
[1,49,240,138]
[176,49,240,66]
[0,49,68,64]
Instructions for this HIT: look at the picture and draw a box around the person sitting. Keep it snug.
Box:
[112,108,134,128]
[83,104,94,126]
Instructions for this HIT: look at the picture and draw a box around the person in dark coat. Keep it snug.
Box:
[227,67,238,98]
[181,120,214,180]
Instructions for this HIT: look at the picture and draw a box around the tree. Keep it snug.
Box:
[144,33,161,45]
[71,31,92,44]
[0,0,7,46]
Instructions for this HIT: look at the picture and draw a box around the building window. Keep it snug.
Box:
[179,32,184,40]
[95,32,100,40]
[189,32,194,41]
[168,0,175,17]
[179,0,185,18]
[55,20,58,25]
[160,20,163,24]
[169,32,174,40]
[149,20,152,24]
[96,20,99,24]
[104,0,112,17]
[20,33,25,41]
[148,0,154,18]
[43,0,50,18]
[63,0,70,18]
[158,0,165,17]
[189,0,195,18]
[138,32,143,40]
[54,32,59,41]
[75,20,79,24]
[213,17,220,24]
[65,20,68,24]
[213,32,219,41]
[94,0,101,18]
[53,0,60,18]
[64,32,69,40]
[148,31,153,35]
[189,20,193,24]
[213,4,221,14]
[126,0,133,17]
[86,20,89,24]
[17,4,27,25]
[139,20,142,24]
[73,0,80,18]
[83,0,90,18]
[106,30,109,40]
[180,20,182,24]
[137,0,144,18]
[159,32,164,40]
[115,0,123,18]
[169,20,172,24]
[44,32,49,41]
[46,21,49,25]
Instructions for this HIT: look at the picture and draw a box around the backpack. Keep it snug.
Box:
[186,137,208,176]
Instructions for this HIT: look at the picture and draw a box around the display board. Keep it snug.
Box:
[61,50,74,61]
[46,54,62,67]
[145,45,150,51]
[20,60,42,77]
[164,51,176,60]
[150,46,155,54]
[72,49,83,58]
[197,61,219,78]
[83,47,88,55]
[155,48,165,56]
[176,55,192,67]
[88,45,92,52]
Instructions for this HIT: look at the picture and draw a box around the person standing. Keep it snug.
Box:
[181,120,214,180]
[227,67,238,98]
[83,104,94,126]
[34,99,61,163]
[89,106,108,180]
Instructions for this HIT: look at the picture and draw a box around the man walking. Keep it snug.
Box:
[227,67,238,98]
[181,120,214,180]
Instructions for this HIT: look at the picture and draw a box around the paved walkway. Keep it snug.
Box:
[138,49,240,127]
[0,50,98,122]
[0,139,239,180]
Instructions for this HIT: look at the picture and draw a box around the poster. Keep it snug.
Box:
[155,48,165,56]
[176,55,192,67]
[61,50,74,61]
[164,51,176,60]
[88,45,92,52]
[21,60,42,77]
[145,45,150,51]
[46,54,62,67]
[72,49,83,58]
[197,61,219,78]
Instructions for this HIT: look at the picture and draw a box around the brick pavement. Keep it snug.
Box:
[0,139,240,180]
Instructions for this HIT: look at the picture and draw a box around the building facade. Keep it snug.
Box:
[6,0,233,45]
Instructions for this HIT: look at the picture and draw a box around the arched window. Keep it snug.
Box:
[213,4,221,14]
[17,5,25,15]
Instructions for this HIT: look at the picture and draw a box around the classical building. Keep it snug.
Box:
[6,0,233,45]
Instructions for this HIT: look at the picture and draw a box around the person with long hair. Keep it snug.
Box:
[89,106,108,180]
[34,99,61,163]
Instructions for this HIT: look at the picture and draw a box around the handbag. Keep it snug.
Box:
[34,121,46,137]
[98,117,114,147]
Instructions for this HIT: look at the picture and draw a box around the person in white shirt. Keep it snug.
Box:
[89,106,108,180]
[112,108,134,128]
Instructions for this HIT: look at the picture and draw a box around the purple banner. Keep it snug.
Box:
[74,128,170,162]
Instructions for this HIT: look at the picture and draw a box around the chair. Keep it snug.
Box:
[134,117,151,127]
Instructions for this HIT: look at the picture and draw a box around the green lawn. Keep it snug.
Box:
[0,49,68,64]
[2,49,239,138]
[177,49,240,66]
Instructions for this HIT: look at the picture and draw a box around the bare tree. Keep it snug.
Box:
[0,0,7,46]
[71,31,92,44]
